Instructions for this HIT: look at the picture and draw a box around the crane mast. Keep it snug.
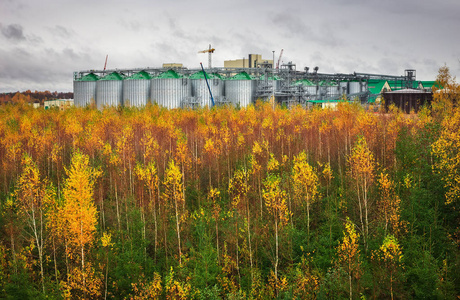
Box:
[198,44,215,69]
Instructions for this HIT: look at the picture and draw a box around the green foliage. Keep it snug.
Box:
[0,77,460,298]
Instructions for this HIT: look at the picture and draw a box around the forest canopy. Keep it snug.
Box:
[0,67,459,299]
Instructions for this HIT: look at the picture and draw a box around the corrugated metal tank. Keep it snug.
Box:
[295,79,317,98]
[96,72,124,109]
[190,71,223,107]
[326,81,340,99]
[259,74,283,91]
[123,71,151,107]
[348,80,362,95]
[73,73,98,107]
[225,72,257,107]
[151,70,191,109]
[339,81,348,96]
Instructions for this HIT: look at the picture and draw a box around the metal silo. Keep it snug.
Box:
[327,80,340,100]
[259,74,283,91]
[348,80,362,95]
[294,79,317,99]
[339,81,348,96]
[190,71,223,107]
[123,71,151,107]
[73,73,98,107]
[96,72,124,109]
[151,70,191,109]
[225,72,257,107]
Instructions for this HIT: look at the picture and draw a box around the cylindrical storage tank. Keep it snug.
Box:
[295,79,317,98]
[348,80,362,95]
[190,71,223,107]
[225,72,257,107]
[339,81,348,96]
[123,71,151,107]
[96,72,124,109]
[151,70,191,109]
[73,73,99,107]
[259,74,283,91]
[326,81,340,99]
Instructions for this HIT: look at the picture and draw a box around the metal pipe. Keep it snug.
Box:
[200,62,215,107]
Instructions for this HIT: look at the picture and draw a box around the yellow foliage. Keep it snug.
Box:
[263,173,289,226]
[61,263,102,299]
[337,217,360,279]
[292,151,319,206]
[131,273,162,300]
[61,151,101,253]
[101,232,114,248]
[228,168,250,209]
[165,267,191,300]
[432,108,460,204]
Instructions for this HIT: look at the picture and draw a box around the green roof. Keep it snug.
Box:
[367,80,388,94]
[420,81,442,89]
[189,71,218,80]
[319,80,336,86]
[101,72,124,81]
[78,73,99,81]
[294,79,314,86]
[155,69,184,79]
[259,74,281,80]
[126,71,151,80]
[212,73,225,80]
[228,72,255,80]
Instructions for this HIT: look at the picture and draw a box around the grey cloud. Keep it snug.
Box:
[50,25,74,39]
[272,13,344,48]
[1,23,26,41]
[0,45,100,92]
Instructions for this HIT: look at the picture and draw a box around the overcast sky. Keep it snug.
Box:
[1,0,459,93]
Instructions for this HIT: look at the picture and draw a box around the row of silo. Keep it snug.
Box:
[74,70,263,109]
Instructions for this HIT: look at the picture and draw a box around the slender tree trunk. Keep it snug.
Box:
[357,181,365,247]
[174,189,182,265]
[104,254,109,300]
[349,273,352,300]
[307,197,310,239]
[150,189,158,262]
[141,208,146,264]
[274,216,279,297]
[364,178,369,252]
[114,180,121,232]
[53,238,58,281]
[81,220,86,298]
[216,217,219,261]
[247,206,253,284]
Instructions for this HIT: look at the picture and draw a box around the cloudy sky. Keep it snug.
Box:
[1,0,459,93]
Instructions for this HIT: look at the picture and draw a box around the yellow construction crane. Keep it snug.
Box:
[198,44,215,69]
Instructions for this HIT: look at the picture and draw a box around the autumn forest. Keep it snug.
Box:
[0,68,459,299]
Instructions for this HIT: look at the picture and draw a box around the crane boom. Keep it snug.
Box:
[103,54,108,71]
[198,44,215,69]
[276,49,283,69]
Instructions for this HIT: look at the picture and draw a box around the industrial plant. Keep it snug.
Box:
[73,51,436,110]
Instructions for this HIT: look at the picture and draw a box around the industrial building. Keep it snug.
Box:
[74,55,437,110]
[383,89,433,113]
[224,54,273,69]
